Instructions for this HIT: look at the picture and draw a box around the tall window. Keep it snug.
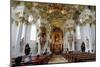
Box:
[21,24,25,39]
[30,24,36,40]
[76,25,81,39]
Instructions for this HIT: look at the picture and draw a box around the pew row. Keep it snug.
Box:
[11,54,51,66]
[32,55,51,65]
[63,52,96,62]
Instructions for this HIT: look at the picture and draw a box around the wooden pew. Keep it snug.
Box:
[32,55,51,65]
[63,52,96,62]
[11,54,51,66]
[75,53,96,62]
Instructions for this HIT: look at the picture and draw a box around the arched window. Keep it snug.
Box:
[30,24,36,41]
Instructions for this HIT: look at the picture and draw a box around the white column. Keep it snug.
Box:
[67,32,70,51]
[71,30,75,51]
[37,38,41,55]
[90,24,96,53]
[24,25,27,42]
[24,25,31,43]
[87,24,92,52]
[63,32,69,52]
[11,21,19,58]
[35,20,41,55]
[46,33,51,54]
[88,24,92,52]
[16,23,23,57]
[76,25,82,51]
[63,32,66,53]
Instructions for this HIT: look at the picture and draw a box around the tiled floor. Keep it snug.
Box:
[48,54,68,63]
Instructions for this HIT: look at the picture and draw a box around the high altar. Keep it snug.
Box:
[50,27,63,54]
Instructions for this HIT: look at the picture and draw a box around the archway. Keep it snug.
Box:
[50,27,63,54]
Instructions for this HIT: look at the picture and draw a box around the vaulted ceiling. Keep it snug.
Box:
[12,1,96,28]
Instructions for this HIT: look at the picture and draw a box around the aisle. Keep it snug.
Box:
[48,54,68,64]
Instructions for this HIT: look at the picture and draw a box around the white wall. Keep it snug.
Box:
[11,24,38,57]
[91,24,96,52]
[76,23,96,52]
[11,22,21,58]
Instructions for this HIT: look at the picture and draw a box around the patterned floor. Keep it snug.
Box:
[48,54,68,64]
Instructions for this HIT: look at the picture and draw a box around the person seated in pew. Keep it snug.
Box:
[91,49,95,54]
[66,48,69,53]
[43,48,47,55]
[14,56,22,66]
[43,48,51,55]
[88,50,90,53]
[91,49,93,53]
[23,55,32,64]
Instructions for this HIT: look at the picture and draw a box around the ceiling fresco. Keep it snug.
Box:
[11,1,96,30]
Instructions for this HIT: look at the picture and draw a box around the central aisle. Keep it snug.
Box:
[48,54,68,64]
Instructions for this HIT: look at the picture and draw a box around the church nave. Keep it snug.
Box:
[11,1,96,66]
